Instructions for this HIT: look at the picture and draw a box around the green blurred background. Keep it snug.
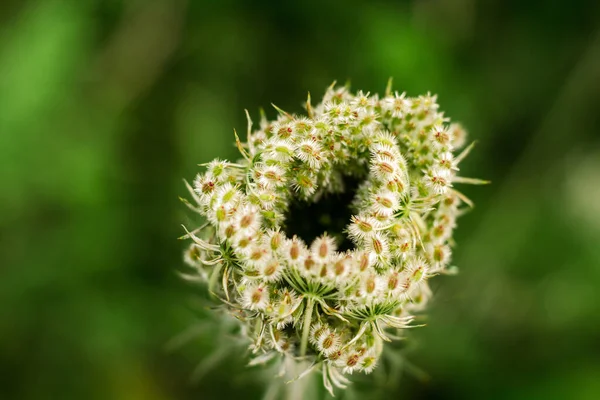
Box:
[1,0,600,399]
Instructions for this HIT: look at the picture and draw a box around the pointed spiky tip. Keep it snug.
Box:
[385,77,393,96]
[306,92,314,119]
[180,80,486,395]
[271,103,293,119]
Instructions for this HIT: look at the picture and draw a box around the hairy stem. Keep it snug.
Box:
[299,298,315,357]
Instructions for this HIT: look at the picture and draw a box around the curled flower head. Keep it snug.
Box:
[181,81,487,396]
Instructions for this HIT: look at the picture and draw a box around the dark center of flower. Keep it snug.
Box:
[283,174,363,251]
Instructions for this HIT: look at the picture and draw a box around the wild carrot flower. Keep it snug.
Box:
[181,81,487,396]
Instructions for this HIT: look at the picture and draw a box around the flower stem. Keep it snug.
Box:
[299,298,314,357]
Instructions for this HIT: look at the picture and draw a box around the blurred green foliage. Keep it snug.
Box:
[1,1,600,399]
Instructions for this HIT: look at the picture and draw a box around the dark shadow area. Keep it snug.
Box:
[283,174,364,252]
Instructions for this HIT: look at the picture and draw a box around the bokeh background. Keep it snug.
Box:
[2,1,600,399]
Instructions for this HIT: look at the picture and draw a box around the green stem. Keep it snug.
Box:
[299,298,315,357]
[207,262,223,297]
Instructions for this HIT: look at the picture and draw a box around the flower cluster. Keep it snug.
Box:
[182,82,485,395]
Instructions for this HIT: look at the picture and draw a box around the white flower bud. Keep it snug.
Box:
[242,283,270,311]
[425,166,452,195]
[296,139,323,169]
[347,215,380,242]
[310,234,337,262]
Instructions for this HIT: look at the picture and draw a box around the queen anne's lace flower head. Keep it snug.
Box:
[182,82,486,396]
